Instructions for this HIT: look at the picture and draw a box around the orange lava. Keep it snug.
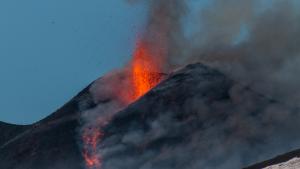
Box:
[82,128,103,169]
[82,150,101,168]
[128,39,162,101]
[82,38,164,169]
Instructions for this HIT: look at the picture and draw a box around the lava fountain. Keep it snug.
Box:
[81,37,165,169]
[128,39,163,102]
[80,0,182,168]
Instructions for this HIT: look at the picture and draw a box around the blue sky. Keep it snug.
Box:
[0,0,146,124]
[0,0,276,124]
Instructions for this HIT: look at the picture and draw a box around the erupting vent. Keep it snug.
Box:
[129,39,162,102]
[82,37,164,169]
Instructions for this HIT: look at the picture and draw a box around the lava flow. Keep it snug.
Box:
[82,127,103,169]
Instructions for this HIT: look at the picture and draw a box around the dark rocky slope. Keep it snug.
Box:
[0,86,94,169]
[98,64,300,169]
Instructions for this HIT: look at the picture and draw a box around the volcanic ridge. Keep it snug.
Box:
[1,63,300,169]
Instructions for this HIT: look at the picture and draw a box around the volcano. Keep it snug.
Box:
[1,63,300,169]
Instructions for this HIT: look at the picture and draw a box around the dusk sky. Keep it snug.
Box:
[0,0,147,124]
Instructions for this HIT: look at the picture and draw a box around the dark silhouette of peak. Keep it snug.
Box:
[0,84,95,169]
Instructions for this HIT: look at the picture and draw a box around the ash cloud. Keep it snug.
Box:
[97,64,300,169]
[130,0,300,104]
[127,0,188,71]
[185,0,300,105]
[79,1,300,169]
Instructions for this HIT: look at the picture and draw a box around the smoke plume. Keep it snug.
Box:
[79,1,300,169]
[92,64,300,169]
[185,0,300,105]
[130,0,300,104]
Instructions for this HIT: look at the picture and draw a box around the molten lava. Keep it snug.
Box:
[82,38,163,169]
[129,39,162,101]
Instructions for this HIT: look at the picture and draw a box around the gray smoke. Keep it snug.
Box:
[79,70,132,169]
[130,0,300,104]
[185,0,300,106]
[79,1,300,169]
[127,0,188,71]
[96,64,300,169]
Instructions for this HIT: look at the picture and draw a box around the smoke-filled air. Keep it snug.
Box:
[78,0,300,169]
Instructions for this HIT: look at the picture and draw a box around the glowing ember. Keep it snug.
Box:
[82,127,103,169]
